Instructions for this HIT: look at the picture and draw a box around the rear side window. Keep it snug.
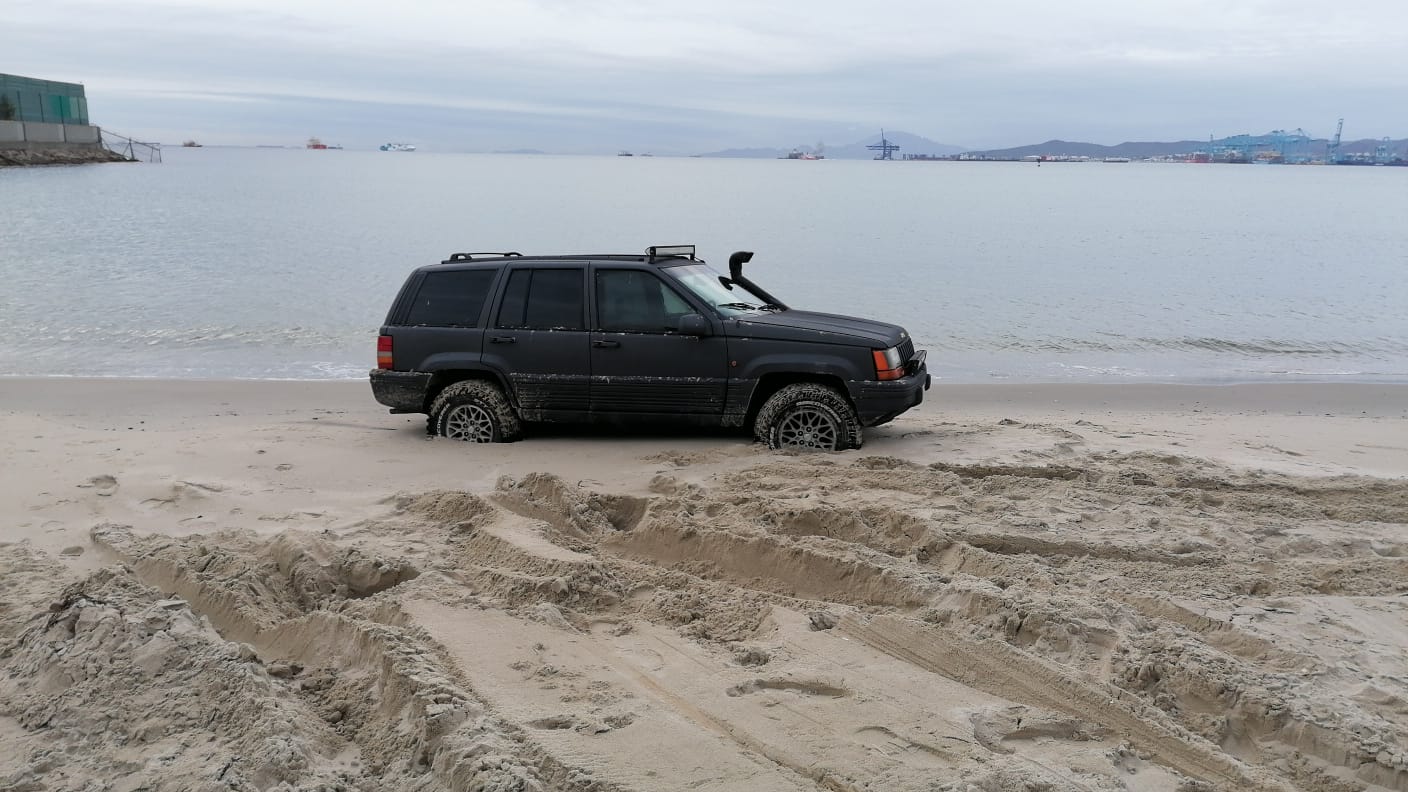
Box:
[496,268,584,330]
[404,269,498,327]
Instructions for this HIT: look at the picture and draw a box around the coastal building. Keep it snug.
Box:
[0,72,143,165]
[0,73,90,125]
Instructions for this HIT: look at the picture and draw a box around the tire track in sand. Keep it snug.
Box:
[840,612,1296,792]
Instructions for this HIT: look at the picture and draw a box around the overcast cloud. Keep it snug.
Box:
[8,0,1406,152]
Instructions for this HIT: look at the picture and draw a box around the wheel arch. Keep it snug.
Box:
[424,368,513,413]
[744,372,853,428]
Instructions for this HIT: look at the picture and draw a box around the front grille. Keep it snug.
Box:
[898,337,915,361]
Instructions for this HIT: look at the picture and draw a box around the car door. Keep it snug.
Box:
[589,267,728,415]
[483,265,590,420]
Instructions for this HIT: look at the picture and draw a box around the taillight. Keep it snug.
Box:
[872,347,904,381]
[377,335,393,369]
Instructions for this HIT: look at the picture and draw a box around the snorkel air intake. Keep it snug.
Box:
[728,251,788,310]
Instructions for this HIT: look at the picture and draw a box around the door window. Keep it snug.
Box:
[496,268,585,330]
[596,270,695,332]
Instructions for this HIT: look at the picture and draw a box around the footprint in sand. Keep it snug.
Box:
[726,678,849,698]
[78,474,118,496]
[527,715,576,730]
[854,726,953,766]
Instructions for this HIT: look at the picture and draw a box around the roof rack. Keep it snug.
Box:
[443,251,523,262]
[645,244,696,262]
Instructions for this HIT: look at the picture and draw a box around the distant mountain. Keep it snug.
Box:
[968,135,1407,160]
[971,139,1208,159]
[1338,137,1408,155]
[697,130,967,159]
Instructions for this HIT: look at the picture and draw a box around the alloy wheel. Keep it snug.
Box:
[776,405,840,450]
[442,403,496,442]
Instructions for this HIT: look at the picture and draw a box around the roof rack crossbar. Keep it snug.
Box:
[444,252,523,262]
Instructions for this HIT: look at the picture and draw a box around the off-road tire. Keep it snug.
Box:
[753,383,862,451]
[429,380,522,443]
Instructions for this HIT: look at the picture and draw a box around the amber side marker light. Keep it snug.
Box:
[377,335,394,369]
[873,348,904,381]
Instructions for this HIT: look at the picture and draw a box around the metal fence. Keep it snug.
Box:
[99,128,162,163]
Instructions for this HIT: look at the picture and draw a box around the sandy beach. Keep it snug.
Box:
[2,377,1405,792]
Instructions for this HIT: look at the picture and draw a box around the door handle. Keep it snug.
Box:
[490,336,517,344]
[592,340,620,349]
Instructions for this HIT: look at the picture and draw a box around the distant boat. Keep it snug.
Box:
[618,151,633,157]
[1103,156,1132,163]
[306,137,328,150]
[181,140,202,148]
[780,148,824,160]
[379,142,416,152]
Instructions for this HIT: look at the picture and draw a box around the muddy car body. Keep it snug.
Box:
[370,246,929,450]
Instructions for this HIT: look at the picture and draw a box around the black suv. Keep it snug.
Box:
[370,245,929,450]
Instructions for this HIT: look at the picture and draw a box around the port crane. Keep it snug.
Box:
[867,130,901,160]
[1269,128,1313,162]
[1326,118,1344,164]
[1375,137,1393,164]
[1214,133,1257,162]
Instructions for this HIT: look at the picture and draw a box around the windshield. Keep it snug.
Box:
[667,263,777,318]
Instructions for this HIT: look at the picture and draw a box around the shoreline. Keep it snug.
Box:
[3,374,1405,413]
[3,377,1404,480]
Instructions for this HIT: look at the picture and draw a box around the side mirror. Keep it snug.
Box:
[677,314,710,337]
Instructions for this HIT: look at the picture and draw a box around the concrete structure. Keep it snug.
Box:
[0,120,102,145]
[0,72,129,165]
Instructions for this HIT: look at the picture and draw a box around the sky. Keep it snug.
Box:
[8,0,1407,153]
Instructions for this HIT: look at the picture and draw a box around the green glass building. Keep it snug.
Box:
[0,73,89,125]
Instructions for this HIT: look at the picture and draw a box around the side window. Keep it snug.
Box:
[405,269,498,327]
[496,268,584,330]
[596,270,694,332]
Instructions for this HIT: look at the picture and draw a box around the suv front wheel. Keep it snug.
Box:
[754,383,862,451]
[430,380,523,443]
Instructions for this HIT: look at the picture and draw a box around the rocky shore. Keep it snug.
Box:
[0,145,131,166]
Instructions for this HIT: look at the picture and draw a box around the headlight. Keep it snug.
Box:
[872,347,905,380]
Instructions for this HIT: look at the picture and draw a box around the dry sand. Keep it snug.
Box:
[1,378,1405,792]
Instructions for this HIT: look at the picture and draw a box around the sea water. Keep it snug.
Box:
[1,147,1405,383]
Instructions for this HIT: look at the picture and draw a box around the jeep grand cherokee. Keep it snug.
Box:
[370,245,929,450]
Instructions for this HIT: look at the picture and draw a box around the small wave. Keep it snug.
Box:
[921,334,1408,358]
[1137,337,1360,356]
[14,323,373,349]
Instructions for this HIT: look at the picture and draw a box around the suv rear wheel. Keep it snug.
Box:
[754,383,862,451]
[430,380,522,443]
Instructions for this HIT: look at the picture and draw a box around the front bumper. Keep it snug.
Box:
[849,351,930,427]
[369,369,433,413]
